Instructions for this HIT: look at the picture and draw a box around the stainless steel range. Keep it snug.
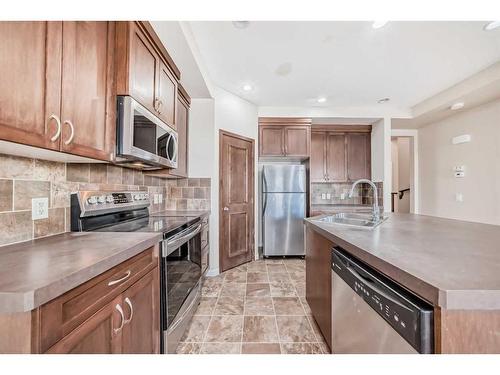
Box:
[70,190,206,353]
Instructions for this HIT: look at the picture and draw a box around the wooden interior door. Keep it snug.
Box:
[346,133,371,181]
[0,21,62,150]
[60,21,115,161]
[326,133,347,182]
[219,130,255,272]
[259,126,284,156]
[157,61,177,129]
[284,125,310,157]
[121,270,159,354]
[310,132,326,182]
[46,295,122,354]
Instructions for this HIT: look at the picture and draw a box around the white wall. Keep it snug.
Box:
[419,99,500,225]
[188,98,215,177]
[391,137,411,213]
[371,118,392,212]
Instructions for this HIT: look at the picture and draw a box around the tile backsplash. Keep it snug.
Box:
[311,182,383,207]
[0,154,210,247]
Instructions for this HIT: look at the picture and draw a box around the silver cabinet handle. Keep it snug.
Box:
[157,99,163,114]
[63,120,75,145]
[124,297,134,324]
[114,304,125,333]
[48,114,62,142]
[108,270,131,286]
[154,98,162,114]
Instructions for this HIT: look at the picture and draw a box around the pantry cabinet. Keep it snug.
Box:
[116,21,178,131]
[0,21,116,161]
[258,118,311,159]
[310,125,371,183]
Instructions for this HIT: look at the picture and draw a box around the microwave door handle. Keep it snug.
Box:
[171,134,178,163]
[165,133,173,162]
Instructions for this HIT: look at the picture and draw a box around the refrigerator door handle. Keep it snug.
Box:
[262,170,268,214]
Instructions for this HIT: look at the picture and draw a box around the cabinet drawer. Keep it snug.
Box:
[38,246,157,352]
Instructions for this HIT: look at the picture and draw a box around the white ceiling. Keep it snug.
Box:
[188,21,500,109]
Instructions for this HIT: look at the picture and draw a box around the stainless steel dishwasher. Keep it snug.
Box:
[331,248,434,354]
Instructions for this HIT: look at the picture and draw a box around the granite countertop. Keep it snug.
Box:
[305,213,500,310]
[0,232,162,313]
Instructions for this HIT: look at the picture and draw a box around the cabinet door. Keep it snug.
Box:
[46,295,122,354]
[128,23,159,115]
[121,269,160,354]
[310,132,327,182]
[157,61,177,129]
[259,126,284,156]
[172,97,188,177]
[305,226,332,351]
[60,21,115,161]
[0,22,62,150]
[284,125,310,157]
[346,133,371,181]
[326,134,347,182]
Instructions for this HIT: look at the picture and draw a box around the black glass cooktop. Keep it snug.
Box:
[94,215,199,236]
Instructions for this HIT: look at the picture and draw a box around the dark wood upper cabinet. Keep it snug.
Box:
[60,21,115,161]
[157,61,178,129]
[0,22,62,151]
[346,133,371,181]
[258,118,311,159]
[259,126,284,156]
[121,269,159,354]
[309,125,371,182]
[0,21,115,161]
[310,132,327,182]
[284,125,310,157]
[116,21,178,130]
[327,134,347,182]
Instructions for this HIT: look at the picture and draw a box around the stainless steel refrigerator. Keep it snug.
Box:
[262,164,306,257]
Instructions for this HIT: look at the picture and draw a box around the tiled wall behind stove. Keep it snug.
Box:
[0,153,210,247]
[311,182,384,207]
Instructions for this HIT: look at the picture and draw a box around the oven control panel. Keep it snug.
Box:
[73,191,150,218]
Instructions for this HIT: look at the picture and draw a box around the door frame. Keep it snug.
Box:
[391,129,419,214]
[218,129,256,273]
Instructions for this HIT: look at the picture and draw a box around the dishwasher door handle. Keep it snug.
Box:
[344,265,412,313]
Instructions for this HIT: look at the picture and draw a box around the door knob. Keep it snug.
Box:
[223,206,229,211]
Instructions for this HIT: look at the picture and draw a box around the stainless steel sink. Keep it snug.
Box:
[313,212,388,229]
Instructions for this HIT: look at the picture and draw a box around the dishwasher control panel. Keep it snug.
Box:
[332,248,434,354]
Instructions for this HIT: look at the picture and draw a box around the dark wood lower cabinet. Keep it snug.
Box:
[46,295,122,354]
[305,226,333,351]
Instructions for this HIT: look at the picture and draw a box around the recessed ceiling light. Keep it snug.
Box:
[242,84,253,92]
[483,21,500,31]
[317,97,327,103]
[232,21,250,29]
[372,21,389,29]
[450,102,465,111]
[377,97,390,104]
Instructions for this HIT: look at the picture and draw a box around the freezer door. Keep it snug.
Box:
[262,165,306,193]
[263,192,305,256]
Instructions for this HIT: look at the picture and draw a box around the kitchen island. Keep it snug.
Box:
[305,213,500,354]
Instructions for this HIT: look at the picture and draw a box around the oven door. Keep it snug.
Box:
[161,222,202,353]
[116,95,178,169]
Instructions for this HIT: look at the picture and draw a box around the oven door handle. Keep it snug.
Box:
[163,224,202,257]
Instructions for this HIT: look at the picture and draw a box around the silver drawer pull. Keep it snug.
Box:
[124,297,134,324]
[108,270,131,286]
[114,304,125,333]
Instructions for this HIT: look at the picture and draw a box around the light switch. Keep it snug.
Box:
[321,193,326,200]
[340,193,346,200]
[455,193,463,202]
[32,198,49,220]
[154,194,159,204]
[159,194,163,204]
[326,193,331,199]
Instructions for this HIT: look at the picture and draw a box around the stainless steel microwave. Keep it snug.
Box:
[116,95,178,170]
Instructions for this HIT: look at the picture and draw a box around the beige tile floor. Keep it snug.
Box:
[176,258,330,354]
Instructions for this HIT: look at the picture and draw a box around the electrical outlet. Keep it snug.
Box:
[455,193,464,202]
[340,193,346,200]
[321,193,326,200]
[159,194,163,204]
[153,194,159,204]
[32,198,49,220]
[326,193,331,199]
